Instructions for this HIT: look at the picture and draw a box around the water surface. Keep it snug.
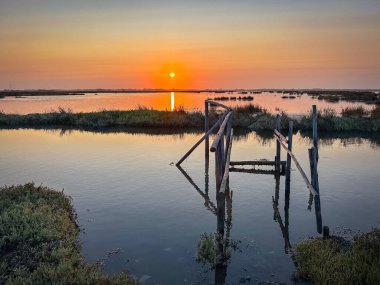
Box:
[0,129,379,284]
[0,91,372,115]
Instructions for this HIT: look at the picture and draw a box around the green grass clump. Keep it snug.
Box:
[0,183,138,285]
[295,229,380,285]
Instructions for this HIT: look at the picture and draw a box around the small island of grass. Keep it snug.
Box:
[0,183,138,285]
[294,229,380,285]
[0,105,380,133]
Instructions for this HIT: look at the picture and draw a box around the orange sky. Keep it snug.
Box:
[0,1,379,89]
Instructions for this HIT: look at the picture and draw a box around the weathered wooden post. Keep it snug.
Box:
[286,121,294,178]
[309,146,322,233]
[215,143,222,192]
[205,101,209,158]
[275,114,281,173]
[312,105,318,161]
[225,116,232,161]
[323,226,330,239]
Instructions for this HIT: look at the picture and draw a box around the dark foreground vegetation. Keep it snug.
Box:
[0,183,138,285]
[295,229,380,285]
[1,105,380,132]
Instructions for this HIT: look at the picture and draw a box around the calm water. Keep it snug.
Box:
[0,91,373,115]
[1,129,379,284]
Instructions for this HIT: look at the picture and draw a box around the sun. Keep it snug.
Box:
[170,72,175,78]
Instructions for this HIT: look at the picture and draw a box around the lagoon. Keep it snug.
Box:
[0,129,379,284]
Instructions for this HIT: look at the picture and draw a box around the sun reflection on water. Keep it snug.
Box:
[171,92,175,111]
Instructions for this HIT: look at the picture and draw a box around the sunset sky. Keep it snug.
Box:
[1,0,379,89]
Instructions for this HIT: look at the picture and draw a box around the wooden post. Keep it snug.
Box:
[286,121,294,179]
[215,143,222,192]
[275,114,281,173]
[225,116,232,161]
[309,146,322,233]
[205,145,209,195]
[312,105,318,161]
[220,133,225,174]
[323,226,330,239]
[205,101,209,158]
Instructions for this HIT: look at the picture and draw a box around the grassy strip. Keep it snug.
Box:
[249,111,380,132]
[1,105,380,132]
[0,183,138,285]
[295,229,380,285]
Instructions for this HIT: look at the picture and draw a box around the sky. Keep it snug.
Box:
[0,0,379,89]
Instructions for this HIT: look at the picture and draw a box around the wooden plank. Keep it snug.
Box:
[275,136,318,196]
[274,129,288,143]
[210,112,232,152]
[219,129,233,194]
[205,100,232,111]
[229,167,279,175]
[230,160,286,166]
[176,118,221,166]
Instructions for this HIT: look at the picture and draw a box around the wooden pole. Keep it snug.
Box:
[225,116,232,161]
[275,114,281,173]
[220,129,233,194]
[205,101,209,159]
[286,121,294,179]
[176,119,221,166]
[215,143,222,192]
[312,105,318,161]
[309,146,322,233]
[210,112,232,152]
[205,99,232,111]
[275,136,318,196]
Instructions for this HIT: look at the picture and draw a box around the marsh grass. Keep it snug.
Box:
[1,105,380,132]
[295,229,380,285]
[0,183,138,285]
[341,106,368,118]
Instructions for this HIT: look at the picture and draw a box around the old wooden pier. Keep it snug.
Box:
[176,101,328,283]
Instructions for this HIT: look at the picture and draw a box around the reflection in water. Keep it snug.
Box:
[177,132,326,284]
[171,92,175,111]
[177,152,235,284]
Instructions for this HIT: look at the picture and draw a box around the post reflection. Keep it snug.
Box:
[177,134,325,284]
[177,153,233,285]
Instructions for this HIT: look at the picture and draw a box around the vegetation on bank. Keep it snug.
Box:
[1,105,380,132]
[0,183,138,285]
[295,229,380,285]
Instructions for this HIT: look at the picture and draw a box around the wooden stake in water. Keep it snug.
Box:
[286,121,294,178]
[275,114,281,173]
[205,101,209,158]
[312,105,318,161]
